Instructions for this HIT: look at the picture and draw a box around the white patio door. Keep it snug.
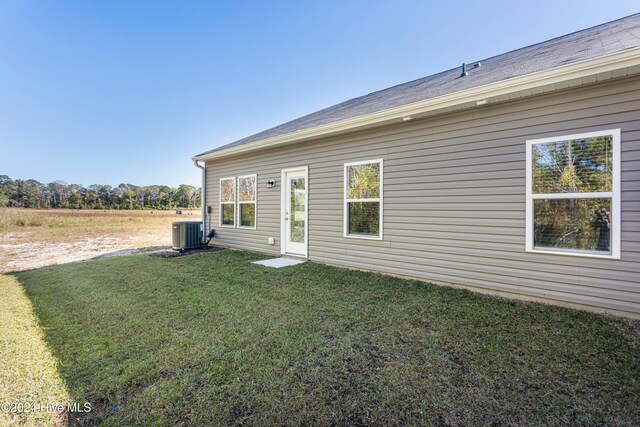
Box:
[281,167,308,257]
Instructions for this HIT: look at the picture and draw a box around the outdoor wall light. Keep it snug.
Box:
[266,179,276,188]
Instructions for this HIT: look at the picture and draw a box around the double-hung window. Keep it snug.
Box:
[526,129,620,258]
[238,174,257,229]
[219,177,236,227]
[344,159,383,239]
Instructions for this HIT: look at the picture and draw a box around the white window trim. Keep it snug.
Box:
[219,176,236,228]
[525,128,621,259]
[237,174,257,230]
[344,158,384,240]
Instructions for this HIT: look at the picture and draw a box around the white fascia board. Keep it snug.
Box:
[193,48,640,161]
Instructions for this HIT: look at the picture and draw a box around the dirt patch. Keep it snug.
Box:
[0,208,202,273]
[0,238,172,273]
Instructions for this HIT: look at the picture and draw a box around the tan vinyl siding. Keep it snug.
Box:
[204,75,640,317]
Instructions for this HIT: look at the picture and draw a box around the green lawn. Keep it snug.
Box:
[1,250,639,426]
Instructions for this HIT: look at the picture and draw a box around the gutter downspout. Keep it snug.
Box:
[193,160,206,243]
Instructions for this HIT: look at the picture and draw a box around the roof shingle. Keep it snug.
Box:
[197,13,640,158]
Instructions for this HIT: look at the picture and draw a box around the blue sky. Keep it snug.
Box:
[0,1,637,187]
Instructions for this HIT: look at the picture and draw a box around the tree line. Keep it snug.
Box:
[0,175,201,210]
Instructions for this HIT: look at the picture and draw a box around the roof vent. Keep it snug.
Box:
[460,62,481,77]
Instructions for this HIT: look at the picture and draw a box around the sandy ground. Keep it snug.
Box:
[0,232,168,273]
[0,209,200,273]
